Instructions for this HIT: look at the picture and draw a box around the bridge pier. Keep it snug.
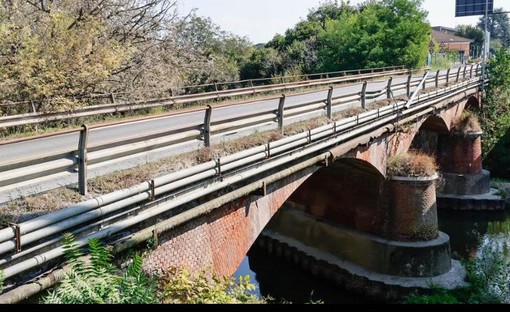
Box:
[254,163,466,301]
[388,175,439,242]
[437,131,505,210]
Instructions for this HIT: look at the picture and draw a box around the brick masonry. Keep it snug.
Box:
[142,166,318,277]
[439,134,483,174]
[142,94,478,277]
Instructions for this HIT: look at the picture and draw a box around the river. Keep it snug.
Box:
[233,208,510,304]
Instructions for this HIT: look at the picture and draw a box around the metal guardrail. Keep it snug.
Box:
[0,65,481,201]
[0,66,407,129]
[0,71,481,295]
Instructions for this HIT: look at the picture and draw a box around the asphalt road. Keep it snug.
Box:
[0,73,428,165]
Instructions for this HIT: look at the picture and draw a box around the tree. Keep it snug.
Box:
[240,47,281,80]
[477,8,510,48]
[456,25,484,58]
[0,1,255,108]
[306,0,356,29]
[475,49,510,160]
[317,0,430,71]
[264,0,354,75]
[0,1,131,111]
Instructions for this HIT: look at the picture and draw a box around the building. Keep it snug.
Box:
[430,26,474,63]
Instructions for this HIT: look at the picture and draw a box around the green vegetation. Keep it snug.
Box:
[42,233,159,304]
[159,268,262,304]
[317,0,429,71]
[477,8,510,50]
[475,49,510,160]
[41,233,265,304]
[456,8,510,56]
[0,269,4,293]
[429,51,459,71]
[0,0,431,116]
[403,235,510,304]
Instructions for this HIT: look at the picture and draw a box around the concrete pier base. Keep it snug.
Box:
[258,207,467,301]
[437,131,505,210]
[438,170,505,211]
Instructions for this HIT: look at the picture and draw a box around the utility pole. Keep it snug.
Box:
[481,0,490,91]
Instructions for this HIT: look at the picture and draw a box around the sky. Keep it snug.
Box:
[176,0,510,44]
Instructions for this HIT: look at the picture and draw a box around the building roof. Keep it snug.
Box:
[431,29,473,44]
[432,26,457,34]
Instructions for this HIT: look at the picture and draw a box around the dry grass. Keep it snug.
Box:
[386,150,438,177]
[0,130,285,225]
[0,187,84,224]
[284,117,330,135]
[0,95,398,225]
[451,111,481,135]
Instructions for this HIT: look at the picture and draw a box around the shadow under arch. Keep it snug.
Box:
[287,157,387,237]
[410,113,451,168]
[465,95,481,111]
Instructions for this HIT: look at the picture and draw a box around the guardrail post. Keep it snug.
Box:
[470,65,474,78]
[386,77,393,99]
[422,72,427,91]
[203,105,212,147]
[361,81,367,109]
[435,70,440,88]
[109,93,116,104]
[326,86,333,120]
[214,83,219,92]
[456,67,461,83]
[463,66,467,80]
[278,94,286,133]
[476,63,481,76]
[406,75,412,98]
[249,80,254,88]
[446,68,450,85]
[78,124,89,195]
[30,101,36,113]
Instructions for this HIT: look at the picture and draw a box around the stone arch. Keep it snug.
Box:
[410,114,450,162]
[287,158,387,237]
[465,95,481,111]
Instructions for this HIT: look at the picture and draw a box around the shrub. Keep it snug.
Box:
[402,233,510,304]
[0,269,4,293]
[159,267,264,304]
[42,233,159,304]
[386,151,438,177]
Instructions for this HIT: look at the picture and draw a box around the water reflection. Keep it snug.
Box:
[438,209,510,260]
[234,244,373,304]
[235,209,510,304]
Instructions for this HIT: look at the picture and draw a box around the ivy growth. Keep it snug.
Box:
[476,49,510,159]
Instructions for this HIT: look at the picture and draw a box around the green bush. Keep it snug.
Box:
[41,233,265,304]
[402,234,510,304]
[403,289,459,304]
[0,269,4,293]
[42,233,158,304]
[159,267,265,304]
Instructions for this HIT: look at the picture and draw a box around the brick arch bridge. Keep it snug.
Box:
[142,94,480,278]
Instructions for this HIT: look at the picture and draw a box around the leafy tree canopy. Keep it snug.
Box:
[477,8,510,48]
[317,0,430,71]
